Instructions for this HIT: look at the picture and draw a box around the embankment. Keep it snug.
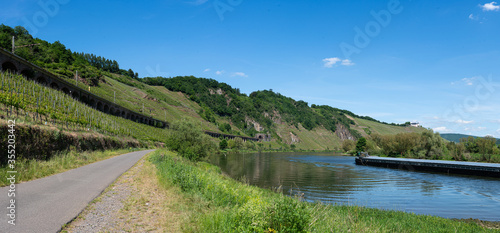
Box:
[0,121,142,165]
[150,149,496,232]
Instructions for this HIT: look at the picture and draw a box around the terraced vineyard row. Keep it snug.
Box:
[0,71,169,143]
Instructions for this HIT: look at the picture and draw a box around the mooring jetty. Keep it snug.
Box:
[355,156,500,178]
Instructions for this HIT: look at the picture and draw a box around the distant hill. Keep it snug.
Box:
[441,133,500,144]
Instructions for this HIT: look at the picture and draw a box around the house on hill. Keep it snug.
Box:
[410,122,420,127]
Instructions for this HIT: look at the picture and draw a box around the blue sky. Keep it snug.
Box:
[1,0,500,137]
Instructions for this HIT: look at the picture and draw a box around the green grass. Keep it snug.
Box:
[76,74,220,132]
[0,148,141,186]
[353,117,426,136]
[151,149,496,232]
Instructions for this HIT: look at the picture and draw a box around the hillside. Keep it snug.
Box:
[441,133,500,145]
[0,24,423,151]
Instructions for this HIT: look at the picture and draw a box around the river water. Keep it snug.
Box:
[209,152,500,221]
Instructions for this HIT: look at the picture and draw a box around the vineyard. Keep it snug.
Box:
[0,71,169,143]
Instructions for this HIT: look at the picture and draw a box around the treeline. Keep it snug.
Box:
[142,76,362,138]
[0,25,139,85]
[344,130,500,162]
[333,108,410,127]
[73,52,119,73]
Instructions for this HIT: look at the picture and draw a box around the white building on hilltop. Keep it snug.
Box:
[410,122,420,127]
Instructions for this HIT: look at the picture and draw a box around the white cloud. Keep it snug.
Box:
[468,14,478,20]
[433,126,452,133]
[323,57,354,68]
[215,70,225,75]
[323,57,341,68]
[462,77,477,85]
[480,2,500,11]
[465,127,487,132]
[452,77,479,86]
[203,68,210,72]
[231,72,248,77]
[341,59,355,66]
[455,119,474,124]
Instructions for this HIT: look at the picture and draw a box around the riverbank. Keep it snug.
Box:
[150,149,497,232]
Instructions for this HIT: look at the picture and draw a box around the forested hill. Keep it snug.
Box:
[0,24,140,86]
[441,133,500,145]
[142,76,403,138]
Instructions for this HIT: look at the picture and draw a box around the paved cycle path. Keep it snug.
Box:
[0,149,154,233]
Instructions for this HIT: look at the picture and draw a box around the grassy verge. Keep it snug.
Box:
[150,149,497,232]
[0,148,142,186]
[62,152,194,232]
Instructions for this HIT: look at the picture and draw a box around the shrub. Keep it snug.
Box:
[165,119,216,161]
[269,195,310,232]
[355,137,367,152]
[219,139,228,150]
[341,140,355,153]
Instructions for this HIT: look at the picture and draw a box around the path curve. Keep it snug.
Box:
[0,149,154,233]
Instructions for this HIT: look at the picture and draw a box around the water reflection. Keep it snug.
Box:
[210,152,500,221]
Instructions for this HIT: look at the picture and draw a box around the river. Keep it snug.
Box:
[209,152,500,221]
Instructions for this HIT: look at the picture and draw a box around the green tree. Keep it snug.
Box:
[394,133,419,157]
[379,135,396,156]
[420,131,443,159]
[447,142,465,161]
[356,137,367,152]
[233,137,244,150]
[218,122,231,133]
[257,143,264,152]
[245,141,256,150]
[460,136,478,153]
[342,140,356,153]
[165,120,216,161]
[219,139,228,150]
[476,136,496,162]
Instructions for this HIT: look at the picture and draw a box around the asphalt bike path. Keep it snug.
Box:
[0,149,155,233]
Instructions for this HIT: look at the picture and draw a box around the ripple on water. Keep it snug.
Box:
[211,152,500,221]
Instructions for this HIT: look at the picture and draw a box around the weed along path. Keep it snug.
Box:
[0,149,154,233]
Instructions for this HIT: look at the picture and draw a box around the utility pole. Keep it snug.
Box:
[75,70,78,86]
[11,36,40,54]
[114,91,116,103]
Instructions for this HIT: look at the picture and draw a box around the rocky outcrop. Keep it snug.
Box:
[245,116,264,132]
[263,110,283,125]
[335,124,354,141]
[290,132,300,143]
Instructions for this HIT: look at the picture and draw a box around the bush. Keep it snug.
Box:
[341,140,355,153]
[165,119,216,161]
[355,137,367,152]
[269,195,310,232]
[219,139,228,150]
[218,122,231,133]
